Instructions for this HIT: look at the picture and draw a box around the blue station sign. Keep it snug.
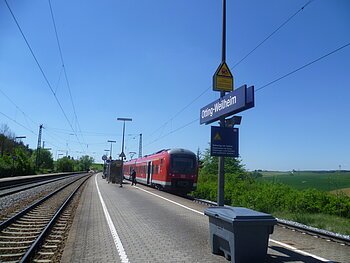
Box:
[200,85,254,125]
[211,126,239,157]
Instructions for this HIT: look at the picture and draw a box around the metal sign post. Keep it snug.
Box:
[217,0,227,207]
[199,0,255,207]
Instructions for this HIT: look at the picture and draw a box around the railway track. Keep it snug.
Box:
[0,174,78,198]
[0,174,90,262]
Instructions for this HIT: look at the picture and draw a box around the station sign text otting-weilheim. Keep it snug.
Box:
[200,85,255,125]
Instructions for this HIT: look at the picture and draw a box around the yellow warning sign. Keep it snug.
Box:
[213,62,234,92]
[213,132,222,141]
[218,63,232,77]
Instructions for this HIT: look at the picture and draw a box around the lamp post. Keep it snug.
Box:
[12,136,26,176]
[117,118,132,160]
[129,151,136,160]
[107,140,116,160]
[117,117,132,187]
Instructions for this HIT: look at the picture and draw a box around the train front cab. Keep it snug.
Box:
[165,149,197,194]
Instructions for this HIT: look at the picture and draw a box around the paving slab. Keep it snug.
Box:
[61,174,349,263]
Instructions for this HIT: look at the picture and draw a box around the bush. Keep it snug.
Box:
[193,173,350,219]
[193,148,350,219]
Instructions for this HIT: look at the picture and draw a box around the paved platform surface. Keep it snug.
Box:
[61,174,349,263]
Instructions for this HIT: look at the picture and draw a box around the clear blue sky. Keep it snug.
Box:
[1,0,349,171]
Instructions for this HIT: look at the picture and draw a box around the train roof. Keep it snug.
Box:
[125,148,196,164]
[168,148,196,156]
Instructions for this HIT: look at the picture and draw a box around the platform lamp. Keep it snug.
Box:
[129,151,136,160]
[117,118,132,160]
[107,140,116,160]
[129,151,137,169]
[104,149,110,159]
[117,117,132,187]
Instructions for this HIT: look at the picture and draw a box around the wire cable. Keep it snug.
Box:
[0,87,38,128]
[145,87,210,143]
[4,0,86,154]
[144,1,314,145]
[232,0,314,69]
[0,111,37,135]
[256,42,350,92]
[48,0,87,148]
[145,118,199,147]
[144,42,350,146]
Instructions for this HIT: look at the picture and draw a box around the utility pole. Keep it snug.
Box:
[138,133,142,158]
[35,124,43,172]
[217,0,227,206]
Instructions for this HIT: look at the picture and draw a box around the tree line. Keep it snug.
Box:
[0,124,94,178]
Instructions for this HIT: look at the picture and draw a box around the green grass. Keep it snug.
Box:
[273,211,350,235]
[257,171,350,192]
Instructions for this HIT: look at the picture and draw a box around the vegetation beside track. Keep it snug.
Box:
[191,148,350,235]
[0,123,95,177]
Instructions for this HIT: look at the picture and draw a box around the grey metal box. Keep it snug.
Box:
[204,206,276,263]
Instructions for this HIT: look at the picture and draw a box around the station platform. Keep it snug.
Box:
[61,173,348,263]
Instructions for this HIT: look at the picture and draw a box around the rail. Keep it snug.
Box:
[0,174,91,262]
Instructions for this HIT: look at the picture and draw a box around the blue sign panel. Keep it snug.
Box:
[211,126,239,157]
[200,85,254,125]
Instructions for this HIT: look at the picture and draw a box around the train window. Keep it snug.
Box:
[170,156,195,174]
[154,165,159,174]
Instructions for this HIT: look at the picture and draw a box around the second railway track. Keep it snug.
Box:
[0,173,91,263]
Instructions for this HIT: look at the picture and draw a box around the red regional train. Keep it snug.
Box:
[123,148,198,193]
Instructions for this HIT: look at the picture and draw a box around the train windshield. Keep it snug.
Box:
[170,156,196,174]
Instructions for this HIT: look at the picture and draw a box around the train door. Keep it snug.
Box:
[147,161,152,185]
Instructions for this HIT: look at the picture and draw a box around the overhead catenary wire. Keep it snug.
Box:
[3,0,86,154]
[145,87,210,144]
[48,0,87,148]
[0,111,37,136]
[231,0,314,69]
[256,42,350,92]
[144,1,314,146]
[144,41,350,146]
[145,118,199,147]
[0,87,38,128]
[0,88,69,150]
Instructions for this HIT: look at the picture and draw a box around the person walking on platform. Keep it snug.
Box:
[131,169,137,186]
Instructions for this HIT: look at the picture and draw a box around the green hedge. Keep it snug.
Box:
[193,173,350,218]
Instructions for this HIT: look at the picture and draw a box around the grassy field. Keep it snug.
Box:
[257,170,350,192]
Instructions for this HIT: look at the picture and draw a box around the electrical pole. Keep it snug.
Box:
[35,124,43,172]
[138,133,142,158]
